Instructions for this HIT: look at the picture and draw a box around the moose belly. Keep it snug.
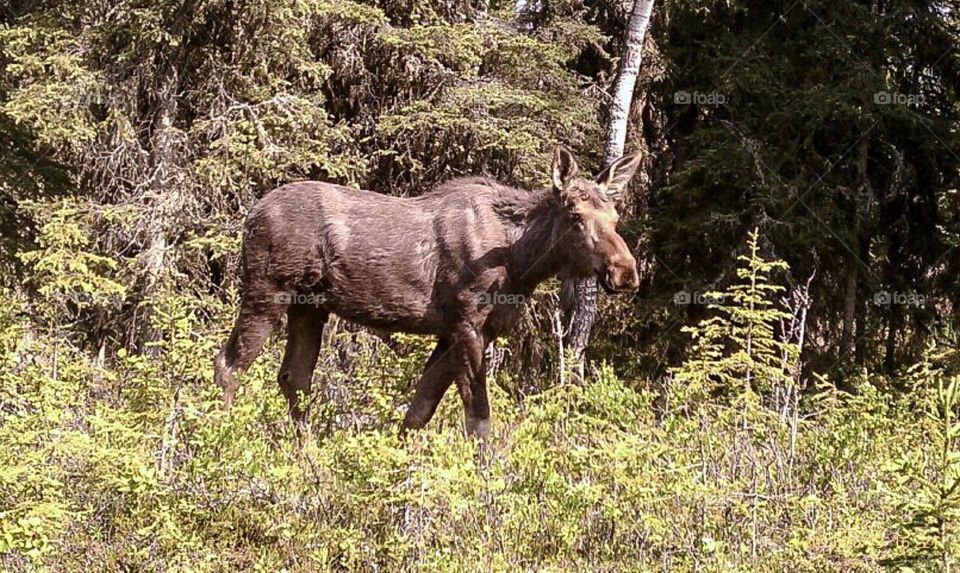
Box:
[322,289,443,334]
[319,249,444,335]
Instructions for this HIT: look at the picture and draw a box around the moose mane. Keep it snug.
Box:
[420,176,519,198]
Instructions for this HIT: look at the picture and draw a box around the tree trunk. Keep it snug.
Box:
[884,304,900,375]
[854,268,867,366]
[563,0,656,364]
[839,267,857,362]
[601,0,656,169]
[135,68,180,353]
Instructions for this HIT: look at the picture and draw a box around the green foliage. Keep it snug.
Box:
[671,228,797,406]
[883,340,960,571]
[0,26,100,150]
[0,267,946,572]
[16,199,126,327]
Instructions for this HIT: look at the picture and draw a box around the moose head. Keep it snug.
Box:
[551,146,641,293]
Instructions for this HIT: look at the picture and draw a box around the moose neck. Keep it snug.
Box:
[500,189,570,294]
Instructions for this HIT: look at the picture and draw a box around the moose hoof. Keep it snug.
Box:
[465,417,490,439]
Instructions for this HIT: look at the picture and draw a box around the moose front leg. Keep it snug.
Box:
[454,327,490,438]
[400,338,455,436]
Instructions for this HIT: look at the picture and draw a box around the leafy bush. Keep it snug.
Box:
[0,224,953,572]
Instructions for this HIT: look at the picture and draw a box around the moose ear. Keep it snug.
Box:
[551,145,579,195]
[596,152,642,200]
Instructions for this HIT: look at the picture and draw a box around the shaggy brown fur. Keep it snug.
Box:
[214,147,641,437]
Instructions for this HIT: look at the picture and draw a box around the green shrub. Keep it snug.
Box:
[0,228,950,572]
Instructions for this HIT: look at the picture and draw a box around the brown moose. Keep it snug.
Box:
[214,146,641,437]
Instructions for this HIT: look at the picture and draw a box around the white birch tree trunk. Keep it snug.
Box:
[564,0,656,367]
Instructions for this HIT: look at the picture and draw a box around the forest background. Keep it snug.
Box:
[1,0,959,571]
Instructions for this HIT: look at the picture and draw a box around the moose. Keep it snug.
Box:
[214,146,641,437]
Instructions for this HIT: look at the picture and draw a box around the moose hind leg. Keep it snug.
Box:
[215,292,286,408]
[278,303,328,424]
